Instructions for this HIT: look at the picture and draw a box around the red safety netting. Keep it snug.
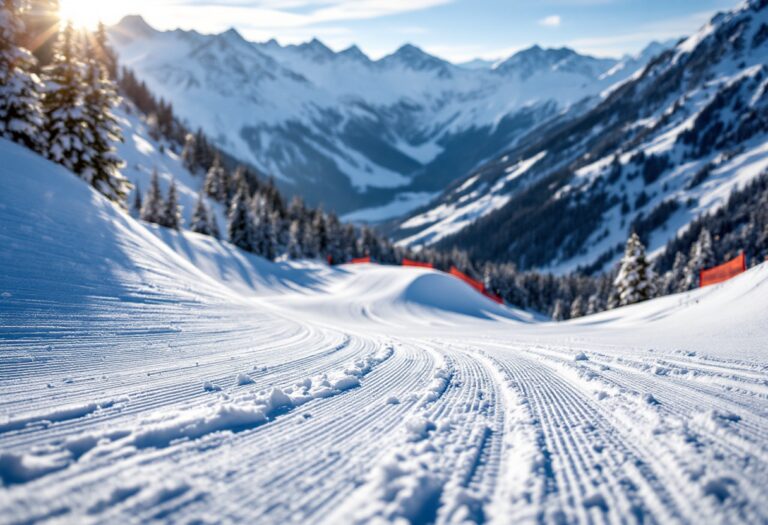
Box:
[351,256,372,264]
[700,253,746,287]
[402,258,434,269]
[449,266,485,293]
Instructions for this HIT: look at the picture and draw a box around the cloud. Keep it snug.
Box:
[538,15,561,27]
[130,0,453,41]
[567,10,713,56]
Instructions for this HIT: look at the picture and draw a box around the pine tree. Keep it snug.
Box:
[42,22,90,173]
[312,211,328,258]
[551,299,566,321]
[140,169,164,224]
[325,213,343,263]
[614,232,655,307]
[0,0,44,150]
[210,210,220,239]
[270,210,286,258]
[250,194,275,260]
[181,132,196,173]
[663,251,688,294]
[130,183,142,217]
[287,219,303,259]
[570,295,585,319]
[227,185,253,252]
[93,22,117,79]
[684,228,715,290]
[163,178,182,230]
[193,128,212,170]
[190,191,212,235]
[586,294,600,315]
[204,154,228,202]
[81,40,129,203]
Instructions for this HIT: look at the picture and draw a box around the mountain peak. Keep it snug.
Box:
[296,38,335,61]
[222,27,242,38]
[494,45,613,79]
[339,44,370,63]
[381,43,451,74]
[113,15,156,39]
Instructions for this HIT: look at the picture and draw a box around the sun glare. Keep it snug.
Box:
[58,0,123,30]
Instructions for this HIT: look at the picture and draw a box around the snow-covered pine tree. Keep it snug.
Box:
[162,178,182,230]
[684,228,715,290]
[270,210,285,258]
[662,251,688,294]
[551,299,566,321]
[227,185,253,252]
[42,22,90,174]
[181,133,196,173]
[585,294,600,315]
[250,194,275,260]
[190,191,211,235]
[93,22,117,79]
[81,39,129,203]
[613,232,655,307]
[312,210,329,258]
[204,154,228,203]
[570,295,585,319]
[209,210,220,239]
[140,169,164,224]
[325,213,343,264]
[301,215,318,258]
[0,0,44,151]
[342,224,357,261]
[356,226,376,259]
[287,219,303,259]
[130,183,142,217]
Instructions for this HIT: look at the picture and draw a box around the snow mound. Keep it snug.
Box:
[273,265,537,326]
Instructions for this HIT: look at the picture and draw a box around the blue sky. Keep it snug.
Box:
[70,0,741,61]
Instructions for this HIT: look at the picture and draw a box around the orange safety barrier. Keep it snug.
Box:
[700,253,746,288]
[351,256,372,264]
[449,266,485,293]
[402,258,434,269]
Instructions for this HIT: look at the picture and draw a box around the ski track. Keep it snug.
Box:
[2,290,768,524]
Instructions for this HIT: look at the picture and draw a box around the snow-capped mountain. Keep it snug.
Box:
[395,0,768,275]
[109,16,662,218]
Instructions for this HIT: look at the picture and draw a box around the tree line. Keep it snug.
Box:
[1,1,128,201]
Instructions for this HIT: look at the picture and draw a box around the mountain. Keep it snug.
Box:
[108,19,661,219]
[394,0,768,275]
[455,58,496,70]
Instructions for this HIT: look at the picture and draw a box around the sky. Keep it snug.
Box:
[62,0,741,62]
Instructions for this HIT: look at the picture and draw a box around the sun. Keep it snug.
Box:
[59,0,124,30]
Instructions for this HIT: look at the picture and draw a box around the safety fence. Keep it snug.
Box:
[700,253,746,288]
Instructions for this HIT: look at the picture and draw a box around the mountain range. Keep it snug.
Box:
[109,17,665,220]
[394,0,768,274]
[109,0,768,276]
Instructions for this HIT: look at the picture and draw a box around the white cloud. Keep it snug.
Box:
[567,10,713,57]
[129,0,453,29]
[538,15,561,28]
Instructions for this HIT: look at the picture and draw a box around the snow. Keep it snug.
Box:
[341,191,438,223]
[1,138,768,523]
[107,18,660,216]
[396,150,549,247]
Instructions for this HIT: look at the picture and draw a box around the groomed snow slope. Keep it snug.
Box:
[1,140,768,524]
